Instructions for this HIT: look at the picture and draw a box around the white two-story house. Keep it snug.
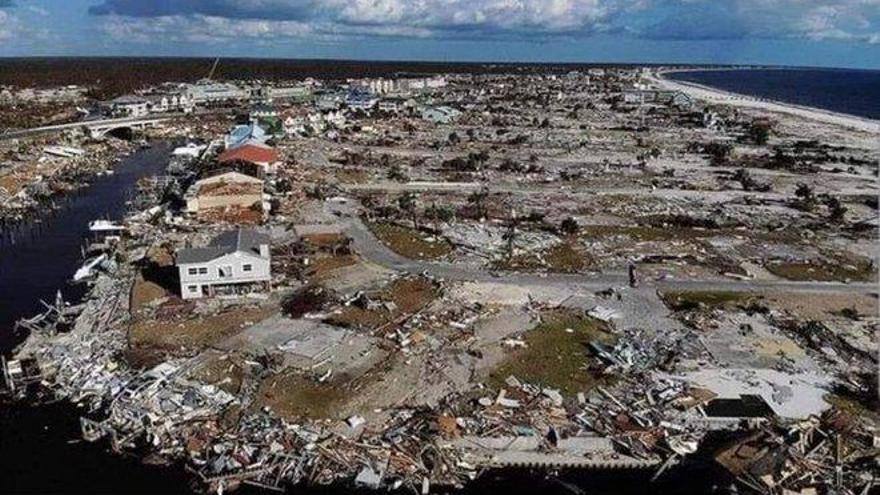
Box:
[176,228,271,299]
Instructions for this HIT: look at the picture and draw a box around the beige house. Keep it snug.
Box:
[185,171,263,214]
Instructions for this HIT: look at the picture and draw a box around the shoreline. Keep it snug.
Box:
[0,139,140,228]
[653,69,880,134]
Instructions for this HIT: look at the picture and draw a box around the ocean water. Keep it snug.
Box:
[667,68,880,120]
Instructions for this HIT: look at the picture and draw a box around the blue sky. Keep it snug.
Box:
[1,1,878,69]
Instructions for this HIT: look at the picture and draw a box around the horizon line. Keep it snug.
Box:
[0,55,876,73]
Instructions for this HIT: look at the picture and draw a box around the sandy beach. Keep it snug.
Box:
[653,70,880,135]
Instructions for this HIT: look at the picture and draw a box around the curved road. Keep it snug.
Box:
[328,200,878,295]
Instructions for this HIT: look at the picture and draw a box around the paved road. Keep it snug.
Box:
[344,182,877,202]
[328,199,878,295]
[0,115,177,140]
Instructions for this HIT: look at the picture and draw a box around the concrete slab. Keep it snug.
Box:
[701,312,819,371]
[473,307,537,345]
[220,314,348,360]
[319,261,395,295]
[665,368,832,419]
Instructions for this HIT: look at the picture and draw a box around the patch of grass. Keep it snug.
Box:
[660,290,753,312]
[765,258,876,282]
[190,354,246,395]
[334,167,370,184]
[129,275,171,314]
[128,305,276,355]
[305,254,358,280]
[544,242,592,272]
[369,222,453,260]
[327,276,437,331]
[253,372,349,421]
[301,233,350,251]
[496,240,593,273]
[488,310,614,397]
[826,393,880,424]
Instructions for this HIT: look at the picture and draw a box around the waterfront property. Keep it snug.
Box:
[225,123,268,149]
[185,80,249,104]
[217,142,280,174]
[185,170,263,216]
[621,89,694,109]
[176,228,271,299]
[107,95,150,118]
[144,93,195,114]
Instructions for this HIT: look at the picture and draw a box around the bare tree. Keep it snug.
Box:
[560,217,580,236]
[824,195,847,223]
[425,202,454,233]
[397,192,420,230]
[502,205,519,260]
[794,183,816,211]
[467,185,490,220]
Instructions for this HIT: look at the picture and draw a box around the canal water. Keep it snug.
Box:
[0,143,724,494]
[0,143,169,352]
[0,143,197,494]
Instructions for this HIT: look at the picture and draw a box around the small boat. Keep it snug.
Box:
[172,143,206,158]
[73,253,108,282]
[43,146,85,158]
[88,219,127,233]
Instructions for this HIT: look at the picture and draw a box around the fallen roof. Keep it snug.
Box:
[197,169,262,185]
[218,144,279,165]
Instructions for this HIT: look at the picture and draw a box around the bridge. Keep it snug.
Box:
[0,114,179,141]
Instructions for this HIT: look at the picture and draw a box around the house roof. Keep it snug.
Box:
[226,123,267,148]
[177,228,270,264]
[218,143,279,165]
[251,104,276,113]
[197,170,262,185]
[110,94,148,105]
[230,137,271,150]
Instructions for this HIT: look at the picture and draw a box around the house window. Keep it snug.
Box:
[187,285,199,293]
[218,265,233,278]
[187,268,197,275]
[242,264,253,272]
[198,267,208,275]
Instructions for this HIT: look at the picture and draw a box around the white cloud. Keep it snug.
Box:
[27,5,49,16]
[91,0,880,45]
[100,14,434,45]
[0,10,21,40]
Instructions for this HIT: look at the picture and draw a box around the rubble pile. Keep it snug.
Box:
[1,137,138,224]
[2,66,878,495]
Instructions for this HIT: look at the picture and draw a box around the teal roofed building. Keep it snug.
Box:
[225,123,268,150]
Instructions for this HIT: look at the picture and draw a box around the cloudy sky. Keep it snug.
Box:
[1,0,878,68]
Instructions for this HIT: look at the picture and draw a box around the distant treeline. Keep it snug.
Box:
[0,57,680,99]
